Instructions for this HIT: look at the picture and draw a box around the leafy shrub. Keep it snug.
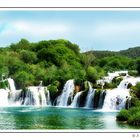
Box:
[128,70,138,76]
[128,111,140,126]
[129,97,140,108]
[116,109,130,121]
[47,81,61,102]
[112,77,123,86]
[131,82,140,99]
[103,82,116,89]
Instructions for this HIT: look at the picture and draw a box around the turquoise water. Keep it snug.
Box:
[0,107,138,130]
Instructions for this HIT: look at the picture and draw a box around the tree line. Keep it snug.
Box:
[0,38,140,90]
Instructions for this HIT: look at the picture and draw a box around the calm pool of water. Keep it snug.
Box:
[0,106,139,130]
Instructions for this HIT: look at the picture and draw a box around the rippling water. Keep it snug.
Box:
[0,107,138,130]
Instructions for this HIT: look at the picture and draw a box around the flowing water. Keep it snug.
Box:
[56,79,74,107]
[85,82,95,108]
[0,75,140,129]
[7,78,16,92]
[70,91,83,108]
[0,106,139,130]
[0,89,9,106]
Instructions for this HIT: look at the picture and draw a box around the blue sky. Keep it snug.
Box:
[0,10,140,52]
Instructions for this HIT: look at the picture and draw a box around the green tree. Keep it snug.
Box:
[14,71,35,88]
[20,50,37,64]
[136,58,140,75]
[86,66,98,83]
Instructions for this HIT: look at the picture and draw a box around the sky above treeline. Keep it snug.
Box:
[0,10,140,52]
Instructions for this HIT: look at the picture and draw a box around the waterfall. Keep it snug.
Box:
[85,82,95,108]
[7,78,16,92]
[102,77,140,111]
[24,87,39,105]
[0,89,9,106]
[102,89,129,110]
[70,91,83,108]
[56,80,74,107]
[24,86,48,106]
[98,91,106,109]
[118,77,140,89]
[39,87,47,105]
[45,87,52,106]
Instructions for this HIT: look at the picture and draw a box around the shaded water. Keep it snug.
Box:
[0,107,139,130]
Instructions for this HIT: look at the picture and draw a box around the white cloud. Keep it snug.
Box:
[0,20,72,38]
[0,20,74,47]
[92,21,140,40]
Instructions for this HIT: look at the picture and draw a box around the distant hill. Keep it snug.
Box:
[119,46,140,58]
[87,46,140,59]
[85,50,117,59]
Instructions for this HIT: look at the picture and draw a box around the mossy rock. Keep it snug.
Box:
[93,89,102,109]
[103,82,116,89]
[127,83,132,89]
[79,90,88,107]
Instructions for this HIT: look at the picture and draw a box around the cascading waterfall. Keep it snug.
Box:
[38,87,47,105]
[24,87,40,105]
[23,86,50,106]
[45,87,52,106]
[0,89,9,106]
[7,78,16,92]
[0,78,17,106]
[102,77,140,111]
[102,89,129,110]
[56,79,74,107]
[1,74,140,111]
[98,91,106,109]
[85,82,95,108]
[118,77,140,89]
[70,91,83,108]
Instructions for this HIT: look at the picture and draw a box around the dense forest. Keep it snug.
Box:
[1,38,140,89]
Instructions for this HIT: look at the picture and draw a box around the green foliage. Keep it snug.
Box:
[136,58,140,75]
[10,39,30,51]
[47,81,61,102]
[91,50,117,59]
[0,67,9,78]
[127,107,140,126]
[128,70,138,76]
[116,109,130,121]
[98,56,133,72]
[129,97,140,107]
[0,38,140,91]
[0,80,9,89]
[20,50,37,64]
[131,82,140,99]
[117,98,140,126]
[93,46,140,59]
[112,77,123,87]
[128,112,140,126]
[86,66,98,83]
[14,71,35,88]
[119,46,140,58]
[81,52,96,69]
[103,82,116,89]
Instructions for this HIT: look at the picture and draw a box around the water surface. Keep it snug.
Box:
[0,107,139,130]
